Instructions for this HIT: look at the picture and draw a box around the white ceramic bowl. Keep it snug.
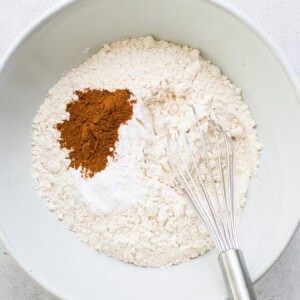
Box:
[0,0,299,299]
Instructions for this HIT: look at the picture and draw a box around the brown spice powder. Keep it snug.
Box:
[56,89,134,177]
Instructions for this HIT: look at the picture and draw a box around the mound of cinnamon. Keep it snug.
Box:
[56,89,134,177]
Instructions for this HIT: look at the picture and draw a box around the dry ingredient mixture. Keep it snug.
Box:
[32,36,261,267]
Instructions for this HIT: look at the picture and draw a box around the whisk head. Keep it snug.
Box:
[166,106,238,253]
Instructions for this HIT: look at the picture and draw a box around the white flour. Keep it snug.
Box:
[32,36,261,267]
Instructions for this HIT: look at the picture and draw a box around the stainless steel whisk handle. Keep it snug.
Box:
[218,249,257,300]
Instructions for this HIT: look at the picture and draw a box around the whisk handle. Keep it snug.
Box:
[218,249,257,300]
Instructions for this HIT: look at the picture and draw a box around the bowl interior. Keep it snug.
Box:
[0,0,299,299]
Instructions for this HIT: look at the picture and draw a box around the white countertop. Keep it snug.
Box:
[0,0,299,299]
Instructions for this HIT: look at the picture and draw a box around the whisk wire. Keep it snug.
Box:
[167,136,224,252]
[213,124,233,249]
[167,106,238,253]
[219,125,238,249]
[192,108,231,251]
[183,132,227,251]
[226,134,238,248]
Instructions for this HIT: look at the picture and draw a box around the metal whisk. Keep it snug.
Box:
[166,106,257,300]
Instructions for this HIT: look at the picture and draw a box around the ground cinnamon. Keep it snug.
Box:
[56,89,134,177]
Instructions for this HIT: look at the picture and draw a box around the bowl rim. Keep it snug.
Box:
[0,0,299,299]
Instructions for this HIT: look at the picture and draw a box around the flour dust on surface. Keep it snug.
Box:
[32,36,261,267]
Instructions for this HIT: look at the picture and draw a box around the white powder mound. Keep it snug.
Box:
[32,36,261,267]
[74,101,151,212]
